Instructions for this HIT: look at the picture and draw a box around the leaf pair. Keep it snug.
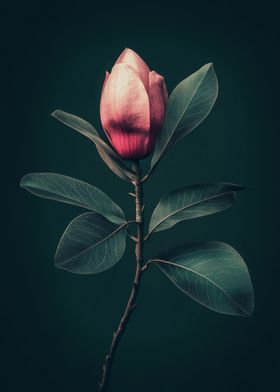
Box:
[52,63,218,182]
[20,173,129,274]
[144,182,254,317]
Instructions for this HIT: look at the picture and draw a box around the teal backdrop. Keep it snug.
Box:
[3,0,279,391]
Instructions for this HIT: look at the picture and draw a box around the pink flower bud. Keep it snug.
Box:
[100,48,168,160]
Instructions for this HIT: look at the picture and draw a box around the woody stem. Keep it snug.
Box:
[98,161,144,392]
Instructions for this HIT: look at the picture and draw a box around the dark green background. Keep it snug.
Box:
[3,0,280,391]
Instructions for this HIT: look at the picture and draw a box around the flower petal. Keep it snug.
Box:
[147,71,168,151]
[115,48,150,91]
[100,63,151,160]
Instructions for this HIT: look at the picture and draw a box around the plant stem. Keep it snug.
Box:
[98,161,144,392]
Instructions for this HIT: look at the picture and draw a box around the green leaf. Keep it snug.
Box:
[151,242,254,316]
[51,110,135,182]
[151,241,254,316]
[149,183,244,234]
[149,64,218,175]
[20,173,125,225]
[55,212,127,274]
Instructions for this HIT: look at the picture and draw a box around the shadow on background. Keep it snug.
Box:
[2,0,280,391]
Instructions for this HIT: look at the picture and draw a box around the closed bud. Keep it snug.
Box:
[100,48,168,160]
